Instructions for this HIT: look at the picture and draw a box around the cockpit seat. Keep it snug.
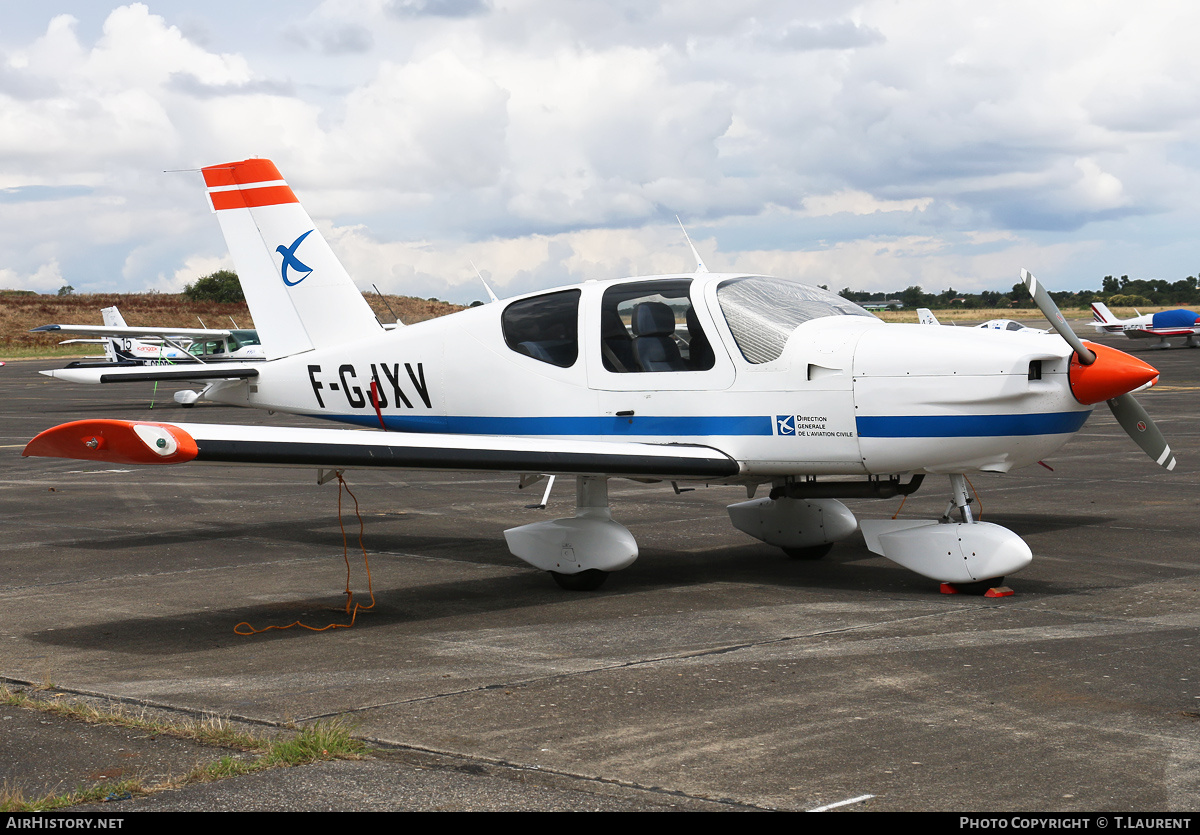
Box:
[601,307,637,372]
[631,302,686,372]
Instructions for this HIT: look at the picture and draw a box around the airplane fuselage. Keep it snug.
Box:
[206,273,1089,479]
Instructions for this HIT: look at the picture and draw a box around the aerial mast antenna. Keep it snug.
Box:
[676,216,709,274]
[471,260,500,303]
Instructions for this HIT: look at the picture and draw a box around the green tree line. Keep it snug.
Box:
[182,269,244,303]
[840,275,1200,310]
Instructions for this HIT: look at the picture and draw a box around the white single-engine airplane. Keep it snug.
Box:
[24,159,1176,593]
[1091,302,1200,349]
[34,307,265,406]
[917,308,1046,334]
[39,306,194,363]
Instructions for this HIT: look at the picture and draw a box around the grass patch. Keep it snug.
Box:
[0,345,94,360]
[0,683,368,809]
[262,718,366,766]
[2,779,147,813]
[2,684,265,752]
[184,756,257,783]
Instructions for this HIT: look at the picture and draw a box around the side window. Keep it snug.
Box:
[190,340,220,357]
[600,279,715,373]
[502,289,580,368]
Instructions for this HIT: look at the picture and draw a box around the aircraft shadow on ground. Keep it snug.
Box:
[23,536,1071,656]
[52,517,522,569]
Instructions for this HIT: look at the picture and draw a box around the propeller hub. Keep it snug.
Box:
[1068,341,1159,405]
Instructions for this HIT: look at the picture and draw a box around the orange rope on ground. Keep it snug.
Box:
[235,472,376,636]
[891,493,907,519]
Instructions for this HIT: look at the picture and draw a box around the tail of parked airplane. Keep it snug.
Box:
[1091,301,1116,325]
[200,159,382,360]
[916,308,941,326]
[101,307,128,328]
[99,306,127,361]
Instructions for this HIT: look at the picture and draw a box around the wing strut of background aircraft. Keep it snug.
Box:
[24,158,1175,595]
[1091,302,1200,349]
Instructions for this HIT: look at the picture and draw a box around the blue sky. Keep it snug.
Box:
[1,1,1197,302]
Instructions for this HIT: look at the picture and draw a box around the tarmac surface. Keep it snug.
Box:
[2,321,1199,811]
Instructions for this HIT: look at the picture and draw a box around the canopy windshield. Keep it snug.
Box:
[717,277,875,364]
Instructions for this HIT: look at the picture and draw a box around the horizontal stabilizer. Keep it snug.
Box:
[25,420,742,479]
[40,365,259,384]
[31,324,232,339]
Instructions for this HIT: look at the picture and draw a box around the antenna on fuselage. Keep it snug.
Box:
[372,284,404,327]
[471,260,500,303]
[676,216,709,274]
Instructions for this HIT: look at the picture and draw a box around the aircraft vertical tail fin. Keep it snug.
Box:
[200,159,382,360]
[101,307,128,328]
[1091,302,1116,325]
[99,307,126,361]
[916,308,941,326]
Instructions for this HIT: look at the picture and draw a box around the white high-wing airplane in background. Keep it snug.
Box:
[25,159,1175,593]
[34,306,266,406]
[41,306,194,363]
[1091,302,1200,349]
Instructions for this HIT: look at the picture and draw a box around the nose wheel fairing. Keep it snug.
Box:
[859,518,1032,584]
[859,474,1031,584]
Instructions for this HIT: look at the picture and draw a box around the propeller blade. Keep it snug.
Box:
[1020,268,1096,365]
[1107,393,1176,470]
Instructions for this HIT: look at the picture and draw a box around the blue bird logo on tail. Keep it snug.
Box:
[277,229,315,286]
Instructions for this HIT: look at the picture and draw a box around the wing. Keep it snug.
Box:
[40,364,260,384]
[24,419,741,480]
[1142,327,1200,336]
[30,324,232,339]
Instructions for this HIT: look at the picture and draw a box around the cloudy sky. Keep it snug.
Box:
[1,1,1197,302]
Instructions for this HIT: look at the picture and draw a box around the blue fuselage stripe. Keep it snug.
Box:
[322,414,777,436]
[315,411,1089,438]
[855,411,1090,438]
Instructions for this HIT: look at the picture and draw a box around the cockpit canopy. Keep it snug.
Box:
[498,275,875,371]
[716,276,874,364]
[188,329,261,357]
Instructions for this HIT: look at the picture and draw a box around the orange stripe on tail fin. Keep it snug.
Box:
[209,185,299,211]
[202,158,286,188]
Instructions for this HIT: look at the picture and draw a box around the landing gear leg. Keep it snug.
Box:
[943,473,974,523]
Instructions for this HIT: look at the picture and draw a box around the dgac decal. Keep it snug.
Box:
[775,414,855,438]
[308,363,432,411]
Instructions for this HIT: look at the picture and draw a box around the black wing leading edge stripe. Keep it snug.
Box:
[98,368,259,383]
[193,439,741,478]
